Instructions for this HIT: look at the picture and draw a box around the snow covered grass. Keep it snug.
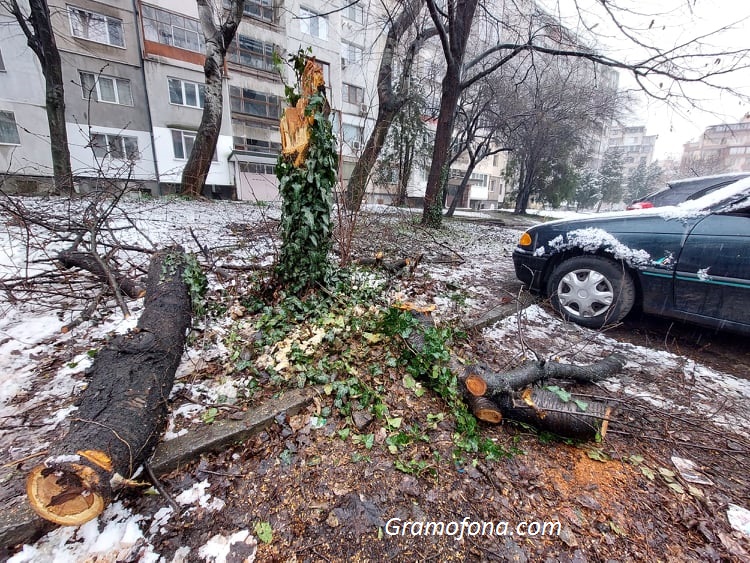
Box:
[2,196,749,560]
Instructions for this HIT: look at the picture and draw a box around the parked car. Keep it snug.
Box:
[513,177,750,334]
[626,172,750,210]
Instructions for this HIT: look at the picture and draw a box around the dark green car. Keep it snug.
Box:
[513,179,750,334]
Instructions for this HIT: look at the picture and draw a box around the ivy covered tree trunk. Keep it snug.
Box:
[275,55,337,294]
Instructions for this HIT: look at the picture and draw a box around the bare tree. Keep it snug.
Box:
[3,0,73,194]
[180,0,244,198]
[444,82,512,217]
[504,56,621,214]
[418,0,750,226]
[344,0,433,211]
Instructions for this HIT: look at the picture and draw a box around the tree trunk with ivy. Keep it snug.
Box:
[8,0,73,194]
[274,54,337,294]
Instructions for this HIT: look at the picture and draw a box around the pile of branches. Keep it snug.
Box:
[0,183,155,330]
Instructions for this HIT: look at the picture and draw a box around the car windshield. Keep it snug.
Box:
[675,177,750,212]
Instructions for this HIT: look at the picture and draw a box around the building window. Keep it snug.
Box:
[68,6,124,47]
[229,86,280,120]
[91,133,139,160]
[0,111,21,144]
[239,162,275,174]
[342,83,364,104]
[227,35,276,73]
[234,137,281,153]
[342,123,363,148]
[300,8,327,40]
[344,3,364,24]
[171,129,218,160]
[168,77,205,108]
[141,4,204,54]
[243,0,274,23]
[80,72,133,105]
[341,41,363,67]
[171,129,195,160]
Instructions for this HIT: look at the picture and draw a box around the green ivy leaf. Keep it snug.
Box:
[254,521,273,544]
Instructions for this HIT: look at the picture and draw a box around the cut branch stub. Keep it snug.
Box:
[26,247,192,526]
[58,249,145,299]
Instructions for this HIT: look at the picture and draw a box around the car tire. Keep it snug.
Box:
[547,256,636,329]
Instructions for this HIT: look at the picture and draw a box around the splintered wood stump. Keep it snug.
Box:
[26,248,191,526]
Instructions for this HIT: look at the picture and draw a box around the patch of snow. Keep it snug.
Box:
[8,501,152,563]
[547,228,651,265]
[197,530,257,563]
[175,479,225,512]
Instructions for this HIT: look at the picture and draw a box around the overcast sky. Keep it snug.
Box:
[540,0,750,159]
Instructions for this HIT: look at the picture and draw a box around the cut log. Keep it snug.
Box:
[26,247,192,526]
[495,388,612,441]
[466,394,503,424]
[58,249,144,299]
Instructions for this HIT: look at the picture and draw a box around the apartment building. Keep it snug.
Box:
[0,11,53,192]
[55,0,157,191]
[680,114,750,176]
[606,125,657,180]
[1,0,382,199]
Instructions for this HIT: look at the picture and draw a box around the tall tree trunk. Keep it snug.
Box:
[345,107,398,209]
[421,0,479,228]
[396,135,414,206]
[180,0,244,198]
[344,0,427,211]
[422,73,462,227]
[445,159,476,217]
[10,0,73,194]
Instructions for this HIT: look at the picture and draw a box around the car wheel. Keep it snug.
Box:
[547,256,635,329]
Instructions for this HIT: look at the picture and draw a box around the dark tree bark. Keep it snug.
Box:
[180,0,244,198]
[421,0,479,227]
[57,249,144,299]
[7,0,73,194]
[26,248,191,526]
[344,0,428,211]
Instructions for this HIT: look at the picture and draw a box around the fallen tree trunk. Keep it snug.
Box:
[494,388,612,441]
[58,249,144,299]
[26,247,191,526]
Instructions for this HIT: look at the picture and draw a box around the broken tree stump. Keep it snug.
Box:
[25,247,192,526]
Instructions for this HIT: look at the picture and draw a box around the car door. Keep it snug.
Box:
[673,209,750,326]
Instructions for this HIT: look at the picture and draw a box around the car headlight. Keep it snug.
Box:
[519,232,532,247]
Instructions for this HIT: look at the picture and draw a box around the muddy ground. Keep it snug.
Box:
[3,208,749,562]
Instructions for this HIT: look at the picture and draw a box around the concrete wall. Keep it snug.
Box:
[0,14,54,182]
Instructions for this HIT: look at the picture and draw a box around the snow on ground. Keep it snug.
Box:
[484,305,750,437]
[2,196,749,560]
